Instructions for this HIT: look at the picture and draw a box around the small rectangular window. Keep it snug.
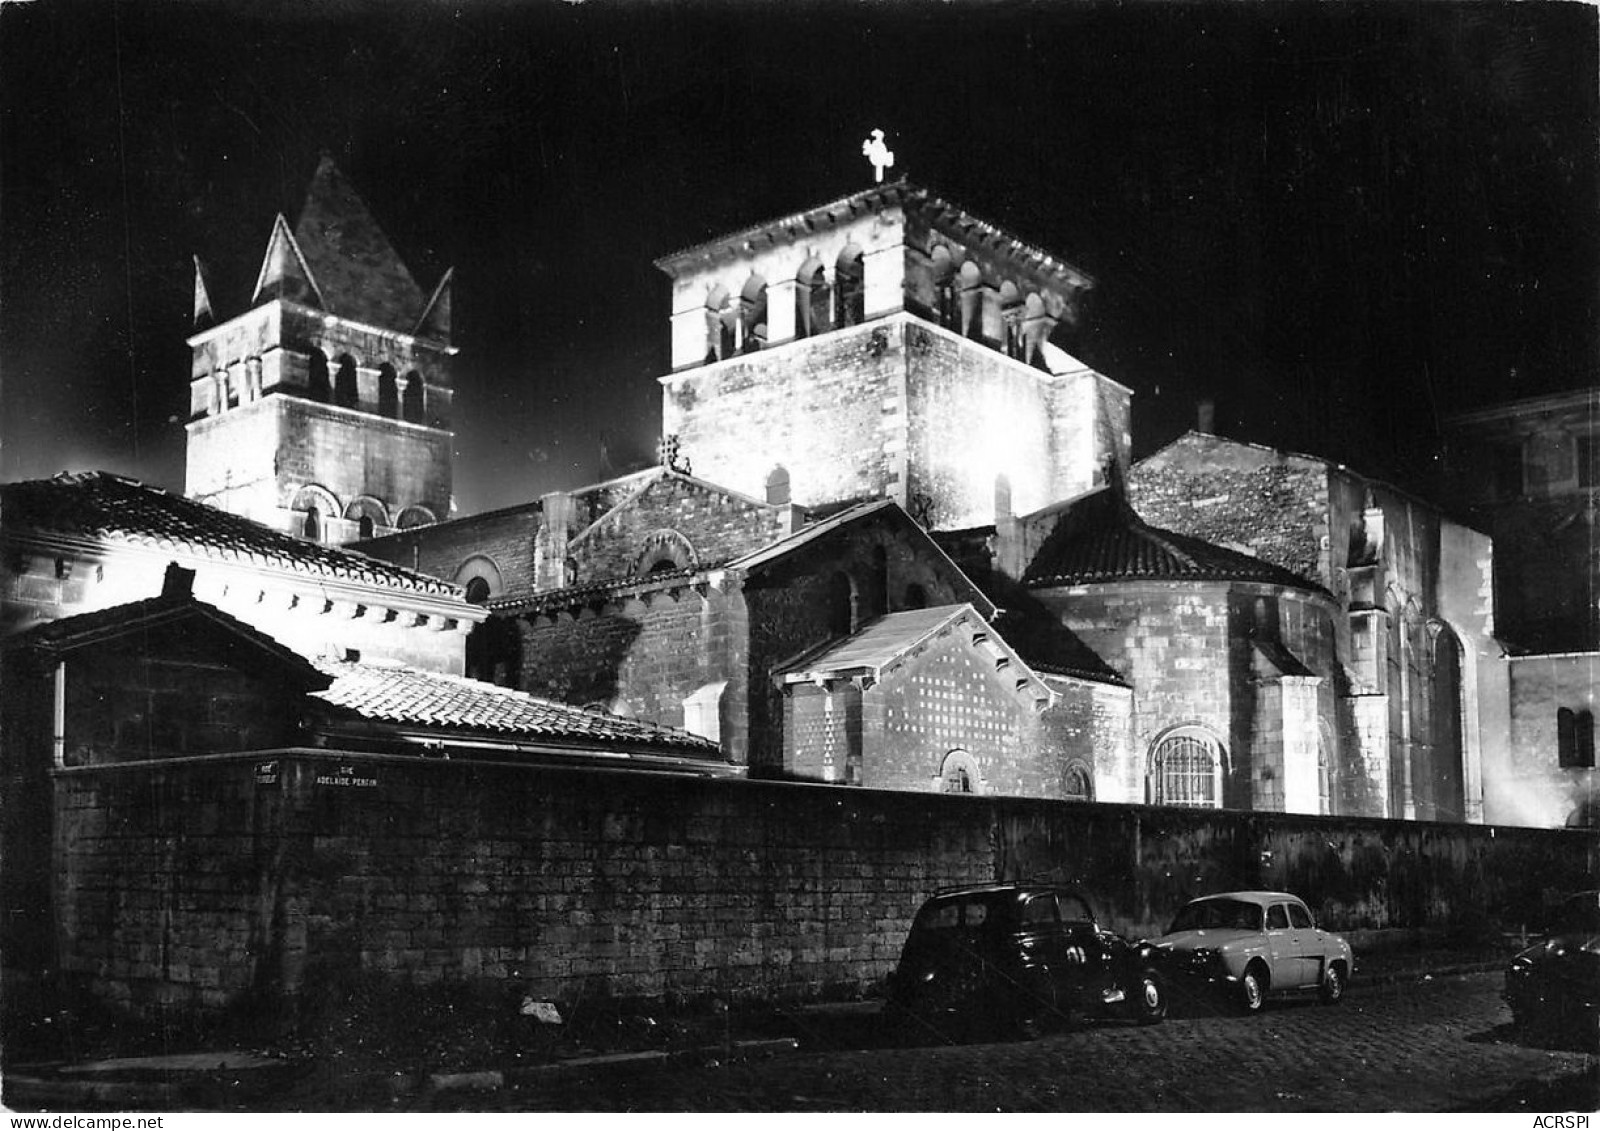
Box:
[1266,904,1290,930]
[1288,903,1313,929]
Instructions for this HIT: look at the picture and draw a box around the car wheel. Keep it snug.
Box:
[1133,968,1167,1025]
[1318,961,1346,1005]
[1238,964,1268,1014]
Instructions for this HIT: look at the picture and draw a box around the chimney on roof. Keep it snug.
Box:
[162,562,196,599]
[1197,398,1216,435]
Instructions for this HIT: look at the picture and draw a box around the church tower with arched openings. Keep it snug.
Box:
[184,156,455,544]
[653,181,1131,534]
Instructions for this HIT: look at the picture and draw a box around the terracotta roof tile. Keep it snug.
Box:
[3,472,461,598]
[313,660,722,757]
[1024,484,1324,594]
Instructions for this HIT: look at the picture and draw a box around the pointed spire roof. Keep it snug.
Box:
[251,213,324,308]
[288,155,430,333]
[414,266,453,341]
[192,255,215,328]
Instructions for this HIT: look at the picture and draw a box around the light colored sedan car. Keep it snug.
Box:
[1152,891,1354,1013]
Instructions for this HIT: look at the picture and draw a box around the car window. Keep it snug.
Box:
[1022,896,1059,927]
[917,898,993,933]
[1266,904,1290,930]
[1058,894,1093,924]
[918,903,963,933]
[1169,898,1264,932]
[1287,903,1313,929]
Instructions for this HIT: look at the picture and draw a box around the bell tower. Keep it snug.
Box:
[654,182,1131,532]
[184,156,456,543]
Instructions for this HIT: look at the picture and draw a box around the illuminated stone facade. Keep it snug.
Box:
[654,184,1131,531]
[185,157,456,544]
[0,473,482,674]
[1127,431,1502,824]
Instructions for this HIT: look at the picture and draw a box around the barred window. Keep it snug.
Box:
[1149,731,1223,808]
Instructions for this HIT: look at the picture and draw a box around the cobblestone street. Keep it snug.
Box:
[432,973,1598,1113]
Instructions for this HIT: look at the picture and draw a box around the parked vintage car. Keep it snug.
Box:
[1151,890,1354,1013]
[886,883,1167,1040]
[1505,890,1600,1043]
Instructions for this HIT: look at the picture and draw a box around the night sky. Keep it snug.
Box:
[2,0,1595,517]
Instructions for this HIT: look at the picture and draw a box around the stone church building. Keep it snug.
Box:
[348,170,1538,826]
[4,156,1568,826]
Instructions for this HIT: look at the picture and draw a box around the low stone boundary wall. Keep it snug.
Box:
[47,750,1599,1021]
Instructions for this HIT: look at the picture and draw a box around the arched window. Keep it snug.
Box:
[740,274,767,353]
[334,355,359,409]
[835,245,865,328]
[397,505,436,530]
[344,497,389,541]
[939,750,981,794]
[634,529,697,576]
[1063,762,1093,801]
[377,363,398,418]
[402,371,425,423]
[307,349,331,402]
[765,465,791,506]
[1148,729,1225,808]
[455,555,504,605]
[796,259,830,339]
[291,485,339,543]
[825,571,856,637]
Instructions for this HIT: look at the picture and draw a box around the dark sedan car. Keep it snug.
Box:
[886,883,1167,1040]
[1505,890,1600,1044]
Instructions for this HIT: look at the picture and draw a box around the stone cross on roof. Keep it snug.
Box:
[862,129,895,183]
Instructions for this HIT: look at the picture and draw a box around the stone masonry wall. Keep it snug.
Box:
[566,475,790,582]
[904,323,1072,529]
[359,503,541,600]
[661,320,902,510]
[515,587,748,757]
[48,752,1599,1025]
[1129,434,1330,585]
[855,628,1061,796]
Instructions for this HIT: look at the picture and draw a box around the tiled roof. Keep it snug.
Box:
[778,604,1052,706]
[13,590,329,688]
[312,660,723,758]
[655,182,1093,293]
[1024,484,1323,593]
[3,472,462,598]
[488,564,709,615]
[782,605,970,680]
